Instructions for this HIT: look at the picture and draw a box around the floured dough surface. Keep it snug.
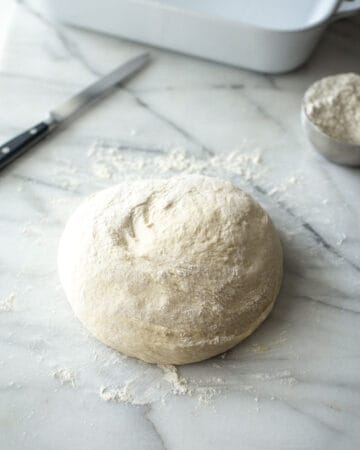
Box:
[58,175,283,364]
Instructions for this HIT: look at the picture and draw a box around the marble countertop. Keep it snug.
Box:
[1,3,360,449]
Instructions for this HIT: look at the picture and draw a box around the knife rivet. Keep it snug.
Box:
[30,128,38,135]
[1,147,10,154]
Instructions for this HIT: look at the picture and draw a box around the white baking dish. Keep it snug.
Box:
[27,0,360,73]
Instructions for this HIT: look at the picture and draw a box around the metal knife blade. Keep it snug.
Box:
[0,53,150,171]
[48,52,150,126]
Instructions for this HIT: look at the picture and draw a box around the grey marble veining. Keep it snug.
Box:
[1,3,360,450]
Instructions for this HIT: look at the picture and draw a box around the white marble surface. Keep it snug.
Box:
[1,2,360,449]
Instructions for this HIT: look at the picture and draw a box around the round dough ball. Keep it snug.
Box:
[58,175,283,365]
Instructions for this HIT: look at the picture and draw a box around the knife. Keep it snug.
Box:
[0,52,150,171]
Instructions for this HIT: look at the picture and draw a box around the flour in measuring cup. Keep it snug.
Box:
[304,73,360,145]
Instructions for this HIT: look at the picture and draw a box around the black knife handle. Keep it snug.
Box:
[0,121,51,171]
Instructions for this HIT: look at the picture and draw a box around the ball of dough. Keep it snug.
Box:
[58,175,282,365]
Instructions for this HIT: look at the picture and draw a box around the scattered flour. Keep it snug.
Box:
[196,386,221,407]
[0,293,16,312]
[49,197,69,207]
[212,362,223,369]
[253,370,292,381]
[159,364,189,395]
[99,385,133,404]
[251,343,271,353]
[268,174,303,197]
[49,139,306,209]
[336,233,347,246]
[304,73,360,144]
[53,368,76,387]
[85,141,308,206]
[98,364,226,407]
[88,141,265,183]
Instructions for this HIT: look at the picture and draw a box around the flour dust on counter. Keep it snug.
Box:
[53,367,77,387]
[96,357,288,409]
[49,137,310,209]
[0,292,16,312]
[87,140,265,183]
[98,364,219,407]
